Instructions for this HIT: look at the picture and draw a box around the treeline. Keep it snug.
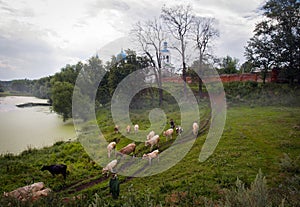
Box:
[0,79,36,95]
[0,50,151,121]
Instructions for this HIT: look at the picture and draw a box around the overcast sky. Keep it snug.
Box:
[0,0,265,81]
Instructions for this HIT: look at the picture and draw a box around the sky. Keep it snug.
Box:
[0,0,265,81]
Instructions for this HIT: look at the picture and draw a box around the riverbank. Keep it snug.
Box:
[0,91,33,97]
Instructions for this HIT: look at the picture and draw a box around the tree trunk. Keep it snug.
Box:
[182,62,187,99]
[159,87,163,106]
[158,70,163,106]
[262,68,267,84]
[198,77,203,98]
[198,55,203,98]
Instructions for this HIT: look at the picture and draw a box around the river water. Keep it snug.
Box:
[0,96,76,155]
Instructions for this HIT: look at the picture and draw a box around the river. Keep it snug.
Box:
[0,96,76,155]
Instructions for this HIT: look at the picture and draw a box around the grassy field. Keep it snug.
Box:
[0,82,300,206]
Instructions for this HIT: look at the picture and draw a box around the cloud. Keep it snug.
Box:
[0,18,65,80]
[0,0,265,80]
[91,0,130,13]
[0,33,60,80]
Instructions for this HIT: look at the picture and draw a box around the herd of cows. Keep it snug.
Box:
[102,122,199,175]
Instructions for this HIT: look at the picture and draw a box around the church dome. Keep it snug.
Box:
[117,49,127,61]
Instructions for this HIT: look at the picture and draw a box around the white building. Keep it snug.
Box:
[161,42,175,77]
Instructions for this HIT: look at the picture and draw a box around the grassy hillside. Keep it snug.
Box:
[0,83,300,206]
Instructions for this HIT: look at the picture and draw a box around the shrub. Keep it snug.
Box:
[223,170,271,207]
[279,153,300,173]
[88,193,111,207]
[53,141,65,146]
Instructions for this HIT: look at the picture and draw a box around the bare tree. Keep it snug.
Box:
[161,4,194,98]
[131,19,165,106]
[192,17,219,97]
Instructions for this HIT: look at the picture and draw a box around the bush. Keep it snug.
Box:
[279,153,300,173]
[223,170,271,207]
[53,141,65,146]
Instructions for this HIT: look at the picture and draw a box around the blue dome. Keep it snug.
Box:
[117,49,127,61]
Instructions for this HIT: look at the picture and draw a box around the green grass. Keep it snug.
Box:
[1,104,299,206]
[1,82,300,205]
[120,106,299,193]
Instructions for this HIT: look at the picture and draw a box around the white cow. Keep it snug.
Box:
[107,141,116,158]
[163,128,174,141]
[192,122,199,137]
[142,150,159,165]
[145,135,160,151]
[134,124,139,134]
[126,125,131,134]
[102,159,118,176]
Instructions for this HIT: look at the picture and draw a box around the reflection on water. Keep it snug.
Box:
[0,96,76,154]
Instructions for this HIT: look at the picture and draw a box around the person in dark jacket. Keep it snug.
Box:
[109,173,120,199]
[170,119,175,129]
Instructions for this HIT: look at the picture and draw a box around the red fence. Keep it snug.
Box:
[162,72,275,83]
[219,73,258,82]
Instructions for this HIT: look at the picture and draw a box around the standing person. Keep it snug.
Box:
[170,119,175,129]
[109,173,120,199]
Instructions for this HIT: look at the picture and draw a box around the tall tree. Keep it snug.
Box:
[245,0,300,84]
[51,63,81,85]
[51,81,74,121]
[131,18,165,106]
[245,34,276,83]
[72,56,108,121]
[192,17,219,97]
[161,4,194,98]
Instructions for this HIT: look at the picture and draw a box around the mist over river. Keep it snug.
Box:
[0,96,76,154]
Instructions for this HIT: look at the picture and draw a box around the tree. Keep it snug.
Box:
[10,79,33,94]
[245,34,276,83]
[108,50,148,99]
[72,56,108,121]
[131,18,165,106]
[218,56,239,75]
[245,0,300,84]
[51,63,81,85]
[191,17,219,97]
[49,61,101,122]
[240,61,254,73]
[51,81,74,121]
[32,76,52,99]
[82,56,107,103]
[97,71,110,106]
[0,83,4,92]
[161,4,194,98]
